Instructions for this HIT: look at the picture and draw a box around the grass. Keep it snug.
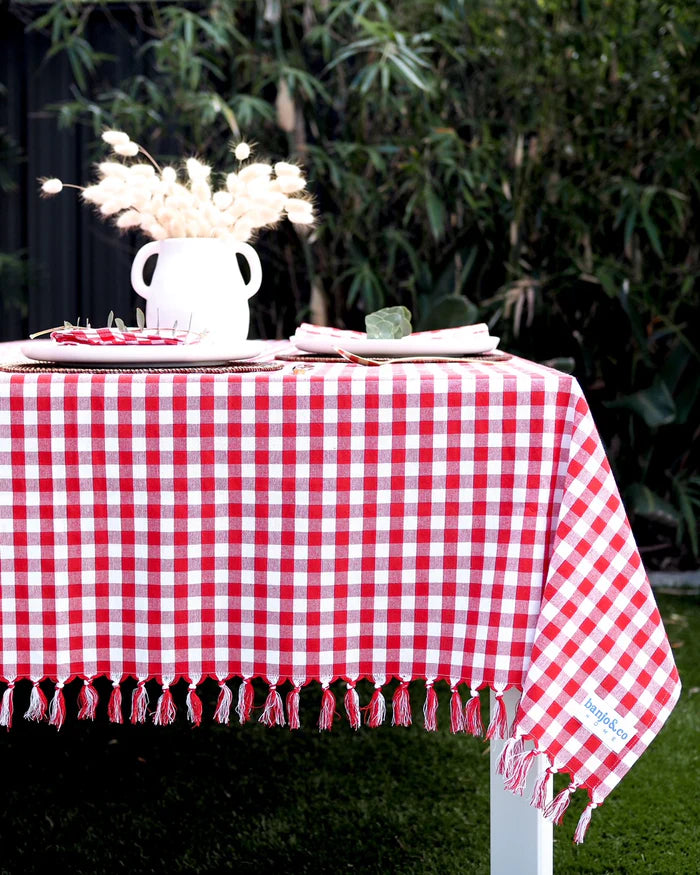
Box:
[0,592,697,875]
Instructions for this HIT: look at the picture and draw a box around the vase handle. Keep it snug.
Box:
[130,241,162,299]
[232,242,263,300]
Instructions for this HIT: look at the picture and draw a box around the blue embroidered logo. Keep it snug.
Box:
[571,690,637,753]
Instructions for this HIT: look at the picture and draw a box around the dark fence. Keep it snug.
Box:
[0,4,151,341]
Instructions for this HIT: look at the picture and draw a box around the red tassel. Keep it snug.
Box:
[465,689,483,736]
[530,765,555,809]
[214,682,233,725]
[543,784,577,825]
[496,735,525,777]
[24,681,47,722]
[153,686,177,725]
[573,802,597,844]
[392,681,412,727]
[450,687,465,733]
[423,683,438,731]
[108,682,123,724]
[504,749,539,795]
[317,685,336,731]
[186,684,203,726]
[0,682,15,729]
[344,684,361,730]
[486,691,509,740]
[365,684,386,727]
[48,683,66,730]
[130,681,149,724]
[77,679,99,720]
[260,684,286,727]
[286,685,301,730]
[236,678,254,724]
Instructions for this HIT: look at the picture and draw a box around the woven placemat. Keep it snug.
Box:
[275,352,512,363]
[0,361,283,375]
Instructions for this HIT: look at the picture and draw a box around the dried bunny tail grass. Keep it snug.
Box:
[99,200,125,216]
[115,210,143,229]
[276,175,306,194]
[225,173,243,195]
[98,161,130,179]
[238,163,272,183]
[186,158,211,181]
[191,181,212,203]
[212,190,233,210]
[161,166,178,185]
[129,164,157,178]
[113,141,139,157]
[234,142,251,161]
[101,130,130,146]
[274,161,301,176]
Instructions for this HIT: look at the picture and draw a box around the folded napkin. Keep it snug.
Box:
[293,321,490,342]
[50,327,199,346]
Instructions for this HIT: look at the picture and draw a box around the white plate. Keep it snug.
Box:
[291,333,500,357]
[19,339,264,367]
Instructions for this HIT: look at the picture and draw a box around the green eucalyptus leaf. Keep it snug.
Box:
[365,306,412,339]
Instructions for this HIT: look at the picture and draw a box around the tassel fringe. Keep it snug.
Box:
[130,681,149,724]
[25,682,47,722]
[108,682,123,724]
[530,766,556,810]
[318,685,336,731]
[495,735,525,776]
[450,687,465,733]
[214,682,233,725]
[573,802,598,844]
[286,685,301,730]
[391,681,412,727]
[344,684,361,730]
[186,685,203,726]
[503,748,539,795]
[465,689,483,736]
[423,683,438,731]
[48,683,66,729]
[543,783,578,825]
[236,678,254,724]
[153,686,177,725]
[486,691,509,740]
[0,682,15,729]
[365,685,386,727]
[260,684,286,727]
[77,679,99,721]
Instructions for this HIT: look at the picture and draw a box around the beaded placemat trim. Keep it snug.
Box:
[0,361,283,375]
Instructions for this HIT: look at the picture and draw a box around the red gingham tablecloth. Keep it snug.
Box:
[0,347,680,841]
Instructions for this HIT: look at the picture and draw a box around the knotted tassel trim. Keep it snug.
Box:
[503,748,541,795]
[365,683,386,727]
[77,678,99,721]
[214,682,233,725]
[530,765,557,810]
[108,682,123,724]
[392,680,412,727]
[260,684,286,728]
[573,801,598,844]
[0,682,15,729]
[465,688,483,736]
[24,681,47,722]
[450,686,465,733]
[236,678,254,724]
[186,683,203,727]
[543,782,579,825]
[48,682,66,730]
[317,684,336,731]
[344,683,361,730]
[423,682,438,732]
[130,680,149,724]
[495,734,525,777]
[153,684,177,726]
[486,689,509,740]
[286,685,301,730]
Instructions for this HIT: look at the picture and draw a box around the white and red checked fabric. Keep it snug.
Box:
[50,327,197,346]
[0,345,680,840]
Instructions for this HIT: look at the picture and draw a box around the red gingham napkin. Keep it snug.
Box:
[50,327,199,346]
[0,348,680,842]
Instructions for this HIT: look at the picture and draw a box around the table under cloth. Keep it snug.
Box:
[0,349,680,842]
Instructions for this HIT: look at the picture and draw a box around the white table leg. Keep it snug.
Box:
[490,688,553,875]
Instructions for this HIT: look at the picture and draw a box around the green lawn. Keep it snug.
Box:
[0,592,697,875]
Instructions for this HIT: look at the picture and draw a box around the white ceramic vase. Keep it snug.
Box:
[130,237,263,343]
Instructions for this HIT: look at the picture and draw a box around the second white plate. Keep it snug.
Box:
[292,333,500,357]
